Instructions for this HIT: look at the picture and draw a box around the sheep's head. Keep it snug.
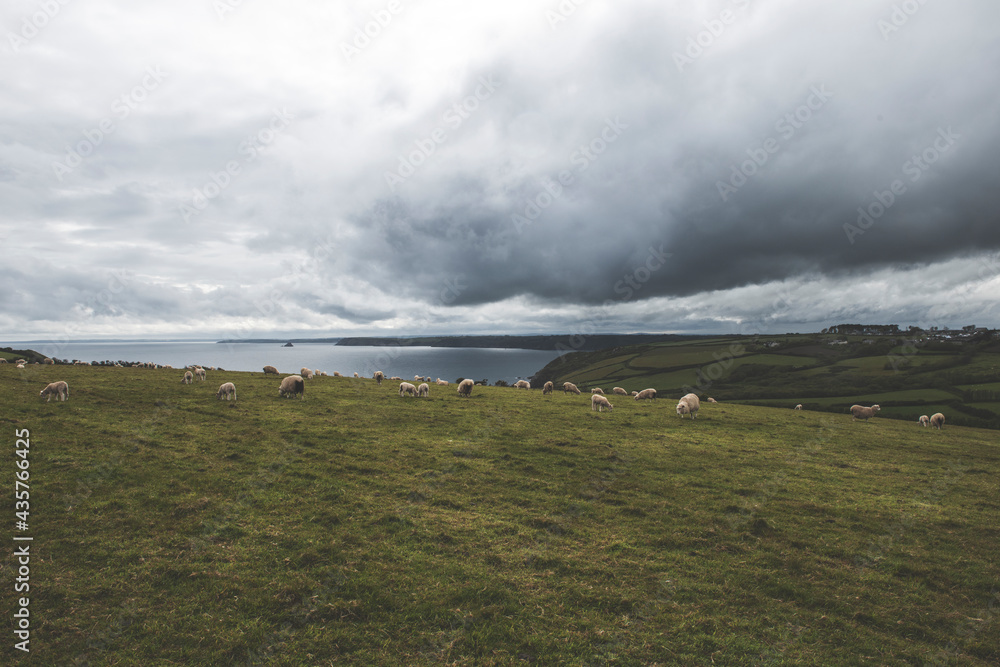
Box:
[872,404,881,412]
[676,402,690,415]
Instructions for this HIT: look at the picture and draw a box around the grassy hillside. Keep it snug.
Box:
[532,334,1000,430]
[2,364,998,665]
[0,347,48,364]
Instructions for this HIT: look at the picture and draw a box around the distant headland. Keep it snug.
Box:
[217,334,699,351]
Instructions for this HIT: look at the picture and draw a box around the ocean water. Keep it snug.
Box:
[7,340,560,385]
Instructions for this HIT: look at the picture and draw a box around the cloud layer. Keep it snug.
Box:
[3,0,999,340]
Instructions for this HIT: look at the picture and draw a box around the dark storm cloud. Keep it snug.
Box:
[334,0,1000,315]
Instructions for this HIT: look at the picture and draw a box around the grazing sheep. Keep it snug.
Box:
[16,363,26,369]
[39,381,69,402]
[543,381,554,395]
[300,367,314,380]
[514,380,530,389]
[634,388,657,401]
[794,404,802,410]
[399,382,417,397]
[333,372,342,377]
[390,376,401,381]
[414,375,423,382]
[591,387,604,395]
[591,394,613,412]
[929,413,945,429]
[707,397,717,403]
[194,367,207,381]
[418,382,430,397]
[42,357,54,365]
[457,378,474,397]
[676,393,700,418]
[374,371,384,386]
[216,382,237,401]
[436,378,449,386]
[354,372,360,378]
[0,359,6,363]
[612,387,628,396]
[181,371,194,384]
[563,382,581,395]
[850,404,881,422]
[631,391,639,397]
[279,375,305,399]
[918,415,930,427]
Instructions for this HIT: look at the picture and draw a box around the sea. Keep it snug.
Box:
[5,340,561,385]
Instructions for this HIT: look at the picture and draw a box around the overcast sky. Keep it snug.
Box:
[2,0,999,341]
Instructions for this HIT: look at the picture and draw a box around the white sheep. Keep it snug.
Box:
[0,359,6,364]
[707,397,718,403]
[333,372,342,377]
[414,375,423,382]
[390,376,401,381]
[794,404,802,410]
[676,393,700,418]
[195,367,207,381]
[181,370,194,384]
[918,415,930,427]
[354,372,360,378]
[543,381,554,395]
[591,387,604,395]
[436,378,449,386]
[563,382,581,395]
[300,367,314,380]
[279,375,305,399]
[612,387,628,396]
[457,378,474,397]
[514,380,530,389]
[591,394,613,412]
[216,382,237,401]
[929,412,945,429]
[399,382,417,397]
[850,404,881,421]
[39,381,69,402]
[418,382,430,397]
[634,388,657,401]
[42,357,54,365]
[374,371,384,386]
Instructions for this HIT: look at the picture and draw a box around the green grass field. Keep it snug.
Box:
[2,363,998,665]
[535,334,1000,430]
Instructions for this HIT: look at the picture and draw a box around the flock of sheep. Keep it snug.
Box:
[21,362,947,429]
[391,376,704,419]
